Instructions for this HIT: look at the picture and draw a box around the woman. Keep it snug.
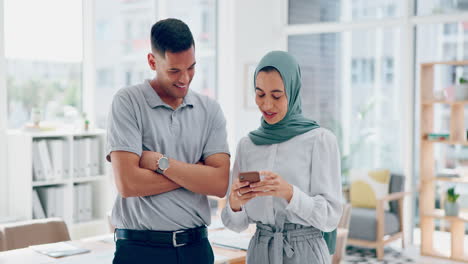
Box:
[221,51,342,264]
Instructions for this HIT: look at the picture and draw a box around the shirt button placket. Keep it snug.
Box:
[268,144,278,224]
[170,111,175,134]
[172,111,179,136]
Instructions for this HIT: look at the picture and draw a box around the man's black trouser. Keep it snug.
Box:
[113,227,214,264]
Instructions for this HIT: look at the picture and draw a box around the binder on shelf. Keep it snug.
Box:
[55,186,64,218]
[74,184,85,223]
[83,138,92,177]
[78,184,86,222]
[32,141,45,181]
[77,184,84,222]
[47,187,57,218]
[62,140,71,178]
[37,187,54,218]
[48,139,64,180]
[73,185,79,223]
[84,184,93,221]
[37,140,54,181]
[73,139,82,178]
[80,139,87,177]
[90,137,100,176]
[32,189,46,219]
[37,186,65,218]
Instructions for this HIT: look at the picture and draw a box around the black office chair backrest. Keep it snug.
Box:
[389,174,405,215]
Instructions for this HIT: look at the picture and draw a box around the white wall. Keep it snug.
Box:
[218,0,286,156]
[0,0,8,216]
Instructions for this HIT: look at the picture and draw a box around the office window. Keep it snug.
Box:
[5,0,83,129]
[465,43,468,59]
[416,0,468,16]
[417,22,468,63]
[97,69,114,88]
[383,57,394,84]
[288,0,403,24]
[94,0,218,129]
[166,0,218,98]
[443,23,458,36]
[288,28,403,180]
[93,0,155,129]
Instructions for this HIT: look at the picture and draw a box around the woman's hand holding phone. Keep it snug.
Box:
[249,170,294,202]
[229,178,258,212]
[229,170,294,212]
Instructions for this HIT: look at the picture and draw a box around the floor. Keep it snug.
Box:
[343,228,468,264]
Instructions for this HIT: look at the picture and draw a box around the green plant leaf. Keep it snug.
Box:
[447,187,460,202]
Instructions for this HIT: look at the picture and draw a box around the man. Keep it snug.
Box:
[106,18,230,264]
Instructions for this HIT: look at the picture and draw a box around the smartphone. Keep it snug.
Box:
[239,171,260,183]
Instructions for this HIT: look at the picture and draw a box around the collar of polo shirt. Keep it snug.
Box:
[143,79,194,109]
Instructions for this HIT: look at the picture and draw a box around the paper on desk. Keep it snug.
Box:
[56,251,114,264]
[29,241,90,258]
[214,253,230,264]
[209,229,253,251]
[208,218,225,230]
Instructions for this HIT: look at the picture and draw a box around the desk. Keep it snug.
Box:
[0,229,348,264]
[0,233,246,264]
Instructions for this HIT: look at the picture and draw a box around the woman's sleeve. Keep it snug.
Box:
[285,130,343,232]
[221,141,250,233]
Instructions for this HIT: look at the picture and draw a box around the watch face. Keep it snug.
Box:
[159,157,169,170]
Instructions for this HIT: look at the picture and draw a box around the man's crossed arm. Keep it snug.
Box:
[110,151,230,198]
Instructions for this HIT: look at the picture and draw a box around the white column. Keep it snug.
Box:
[82,0,96,128]
[217,0,237,157]
[341,0,352,183]
[0,0,8,216]
[157,0,168,20]
[401,0,415,245]
[374,28,383,167]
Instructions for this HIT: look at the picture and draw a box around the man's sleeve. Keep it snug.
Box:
[106,92,143,162]
[201,101,230,160]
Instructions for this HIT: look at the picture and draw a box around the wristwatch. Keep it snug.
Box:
[155,154,170,175]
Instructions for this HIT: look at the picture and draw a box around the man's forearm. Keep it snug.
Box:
[121,168,181,197]
[138,151,230,197]
[163,158,229,198]
[110,151,181,198]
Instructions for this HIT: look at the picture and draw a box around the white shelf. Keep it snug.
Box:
[7,130,112,239]
[420,60,468,263]
[422,139,468,146]
[433,177,468,184]
[421,60,468,66]
[73,175,106,183]
[7,129,106,138]
[73,218,106,227]
[424,209,468,223]
[422,100,468,105]
[32,180,68,187]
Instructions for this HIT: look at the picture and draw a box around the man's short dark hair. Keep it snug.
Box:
[151,18,195,57]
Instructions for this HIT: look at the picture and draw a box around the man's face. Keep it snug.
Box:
[148,46,196,99]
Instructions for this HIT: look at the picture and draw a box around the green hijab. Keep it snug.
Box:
[248,51,337,255]
[248,51,320,145]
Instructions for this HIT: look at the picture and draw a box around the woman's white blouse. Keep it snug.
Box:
[221,127,342,233]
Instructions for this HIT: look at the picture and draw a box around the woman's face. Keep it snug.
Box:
[255,70,288,125]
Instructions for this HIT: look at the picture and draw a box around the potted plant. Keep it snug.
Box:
[455,77,468,100]
[444,187,460,216]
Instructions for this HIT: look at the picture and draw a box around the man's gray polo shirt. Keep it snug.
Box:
[106,79,230,231]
